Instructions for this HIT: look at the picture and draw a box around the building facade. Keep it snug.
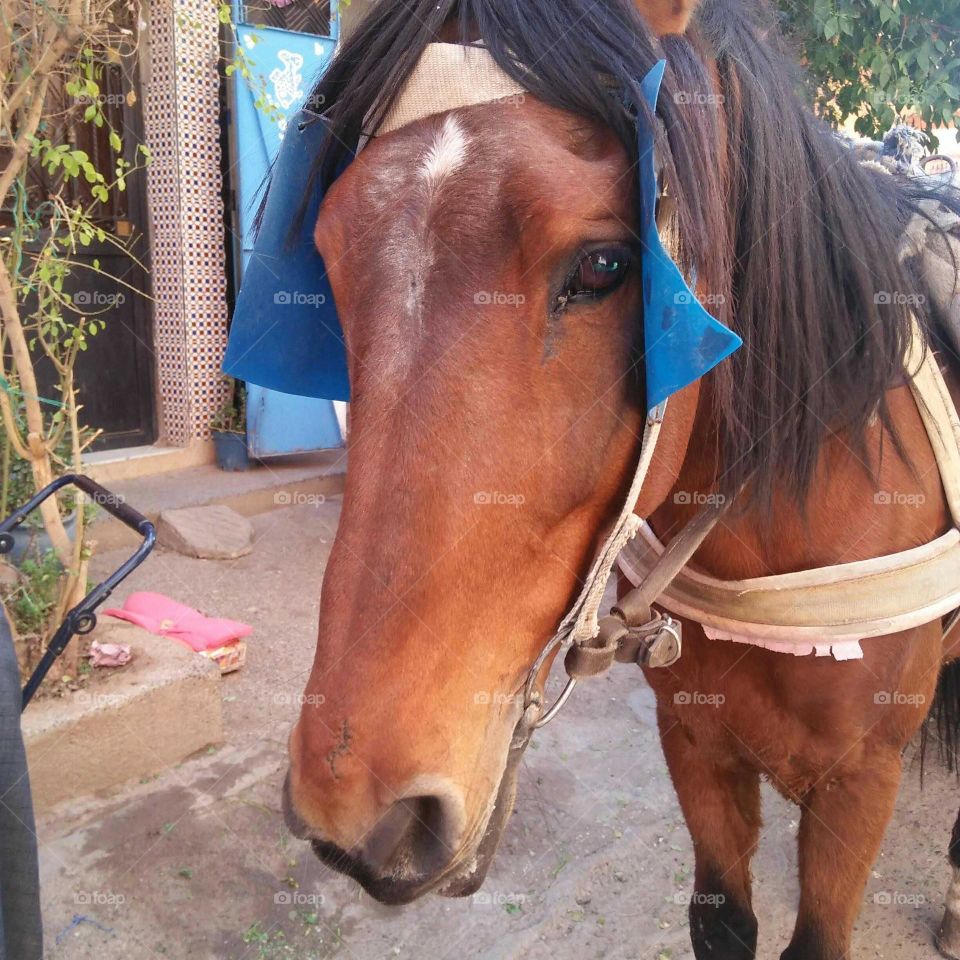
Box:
[88,0,375,466]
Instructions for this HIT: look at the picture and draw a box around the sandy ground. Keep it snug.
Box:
[34,498,958,960]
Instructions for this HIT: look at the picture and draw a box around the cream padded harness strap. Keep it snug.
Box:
[619,527,960,652]
[617,319,960,659]
[906,323,960,524]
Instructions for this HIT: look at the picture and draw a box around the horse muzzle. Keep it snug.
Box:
[281,768,489,905]
[280,718,531,905]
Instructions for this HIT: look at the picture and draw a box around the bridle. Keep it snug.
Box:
[232,42,960,741]
[520,399,703,731]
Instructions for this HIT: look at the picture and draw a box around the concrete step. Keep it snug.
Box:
[84,441,215,483]
[22,620,223,813]
[87,450,346,551]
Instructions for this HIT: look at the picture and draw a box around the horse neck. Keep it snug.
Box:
[648,376,953,579]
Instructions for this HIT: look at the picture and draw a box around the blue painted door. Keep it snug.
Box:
[228,0,344,457]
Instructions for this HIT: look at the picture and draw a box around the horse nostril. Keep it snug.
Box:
[362,794,460,880]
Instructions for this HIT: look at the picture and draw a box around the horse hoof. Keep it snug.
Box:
[937,913,960,960]
[937,935,960,960]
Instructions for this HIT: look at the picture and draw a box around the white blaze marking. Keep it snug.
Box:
[367,114,473,368]
[419,114,469,192]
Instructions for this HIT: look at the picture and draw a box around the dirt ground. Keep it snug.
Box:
[35,498,957,959]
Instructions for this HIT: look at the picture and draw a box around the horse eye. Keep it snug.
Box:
[563,247,632,303]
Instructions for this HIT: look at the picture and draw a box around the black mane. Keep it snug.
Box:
[303,0,960,506]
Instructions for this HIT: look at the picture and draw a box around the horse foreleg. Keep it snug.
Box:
[782,756,902,960]
[937,806,960,959]
[658,709,761,960]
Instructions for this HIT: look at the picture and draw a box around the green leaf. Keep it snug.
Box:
[109,130,122,152]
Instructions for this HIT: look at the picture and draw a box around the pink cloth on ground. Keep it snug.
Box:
[89,641,132,667]
[103,591,252,652]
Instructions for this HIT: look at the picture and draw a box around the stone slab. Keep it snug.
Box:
[157,504,254,559]
[88,454,346,553]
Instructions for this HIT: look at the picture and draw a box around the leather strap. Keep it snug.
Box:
[905,322,960,526]
[524,403,669,726]
[564,501,724,679]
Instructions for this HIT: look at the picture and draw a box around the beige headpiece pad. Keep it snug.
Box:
[372,43,528,138]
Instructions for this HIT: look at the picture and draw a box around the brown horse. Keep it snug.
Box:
[277,0,960,957]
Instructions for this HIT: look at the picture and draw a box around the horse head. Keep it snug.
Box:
[262,0,729,905]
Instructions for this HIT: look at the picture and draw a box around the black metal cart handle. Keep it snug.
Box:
[0,474,155,709]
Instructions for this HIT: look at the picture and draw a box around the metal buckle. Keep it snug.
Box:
[532,614,681,727]
[642,615,682,668]
[522,612,683,730]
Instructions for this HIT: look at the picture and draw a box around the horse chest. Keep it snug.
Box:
[641,620,939,791]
